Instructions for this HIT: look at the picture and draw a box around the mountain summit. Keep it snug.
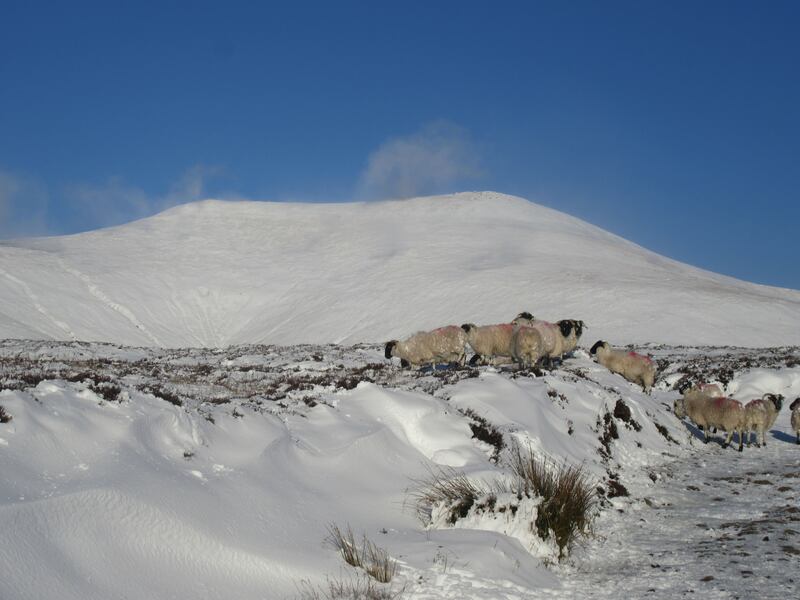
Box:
[1,192,798,347]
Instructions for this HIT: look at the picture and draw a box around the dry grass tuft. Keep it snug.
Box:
[509,444,597,559]
[296,574,403,600]
[327,524,398,584]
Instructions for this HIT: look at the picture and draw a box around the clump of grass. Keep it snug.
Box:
[509,445,597,559]
[407,466,488,525]
[296,575,403,600]
[327,524,398,584]
[0,405,11,423]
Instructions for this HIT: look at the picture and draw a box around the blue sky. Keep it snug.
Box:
[1,0,798,289]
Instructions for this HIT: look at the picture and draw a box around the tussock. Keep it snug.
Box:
[327,524,398,584]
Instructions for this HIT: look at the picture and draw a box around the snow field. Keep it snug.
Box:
[1,342,799,599]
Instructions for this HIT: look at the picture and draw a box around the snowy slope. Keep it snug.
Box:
[1,191,799,347]
[2,342,799,599]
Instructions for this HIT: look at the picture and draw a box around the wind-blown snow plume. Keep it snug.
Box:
[357,121,482,200]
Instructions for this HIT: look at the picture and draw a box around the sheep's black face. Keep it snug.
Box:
[790,397,800,412]
[676,379,693,394]
[400,358,410,368]
[589,340,605,355]
[558,320,573,337]
[574,320,585,338]
[766,393,784,411]
[461,323,474,333]
[384,341,397,359]
[516,311,534,321]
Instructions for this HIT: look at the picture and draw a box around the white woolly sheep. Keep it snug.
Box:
[589,340,656,393]
[384,326,468,369]
[743,393,784,447]
[510,325,545,369]
[512,313,585,363]
[673,393,747,451]
[790,397,800,445]
[460,322,518,366]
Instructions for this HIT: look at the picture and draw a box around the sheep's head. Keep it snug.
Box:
[558,320,574,337]
[589,340,607,355]
[384,340,398,359]
[461,323,476,333]
[513,311,535,325]
[763,393,784,411]
[673,398,687,419]
[791,397,800,412]
[676,378,694,394]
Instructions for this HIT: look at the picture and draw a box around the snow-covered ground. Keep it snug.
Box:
[2,192,800,347]
[1,340,798,599]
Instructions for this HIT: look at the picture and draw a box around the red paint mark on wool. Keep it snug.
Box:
[713,397,743,411]
[628,352,653,364]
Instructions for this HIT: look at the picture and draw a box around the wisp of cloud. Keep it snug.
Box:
[357,121,482,200]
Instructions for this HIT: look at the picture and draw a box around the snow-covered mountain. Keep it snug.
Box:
[1,191,799,347]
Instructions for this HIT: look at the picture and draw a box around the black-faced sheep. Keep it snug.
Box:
[460,323,518,366]
[743,393,783,447]
[791,397,800,445]
[589,340,656,393]
[385,326,468,369]
[673,393,747,451]
[557,319,586,357]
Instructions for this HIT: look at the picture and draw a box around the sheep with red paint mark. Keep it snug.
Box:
[743,393,784,447]
[589,340,656,393]
[384,325,468,369]
[673,393,747,451]
[790,397,800,445]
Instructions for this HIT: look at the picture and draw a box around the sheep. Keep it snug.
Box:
[673,393,747,451]
[791,397,800,445]
[384,326,468,369]
[460,322,518,366]
[512,313,585,363]
[675,381,725,433]
[556,319,586,357]
[589,340,656,393]
[743,393,784,447]
[510,325,545,369]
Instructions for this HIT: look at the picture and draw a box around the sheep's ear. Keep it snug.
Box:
[589,340,604,355]
[384,341,397,359]
[559,320,573,337]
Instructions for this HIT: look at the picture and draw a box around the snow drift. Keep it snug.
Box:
[1,191,799,347]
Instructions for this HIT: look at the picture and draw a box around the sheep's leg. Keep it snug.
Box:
[796,431,799,444]
[737,429,744,452]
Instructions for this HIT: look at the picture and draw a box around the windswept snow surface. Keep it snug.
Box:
[1,341,799,599]
[1,192,799,347]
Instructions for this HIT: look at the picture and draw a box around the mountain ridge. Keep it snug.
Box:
[1,191,798,347]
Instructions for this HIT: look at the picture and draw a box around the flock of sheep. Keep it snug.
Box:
[674,385,800,452]
[384,312,800,450]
